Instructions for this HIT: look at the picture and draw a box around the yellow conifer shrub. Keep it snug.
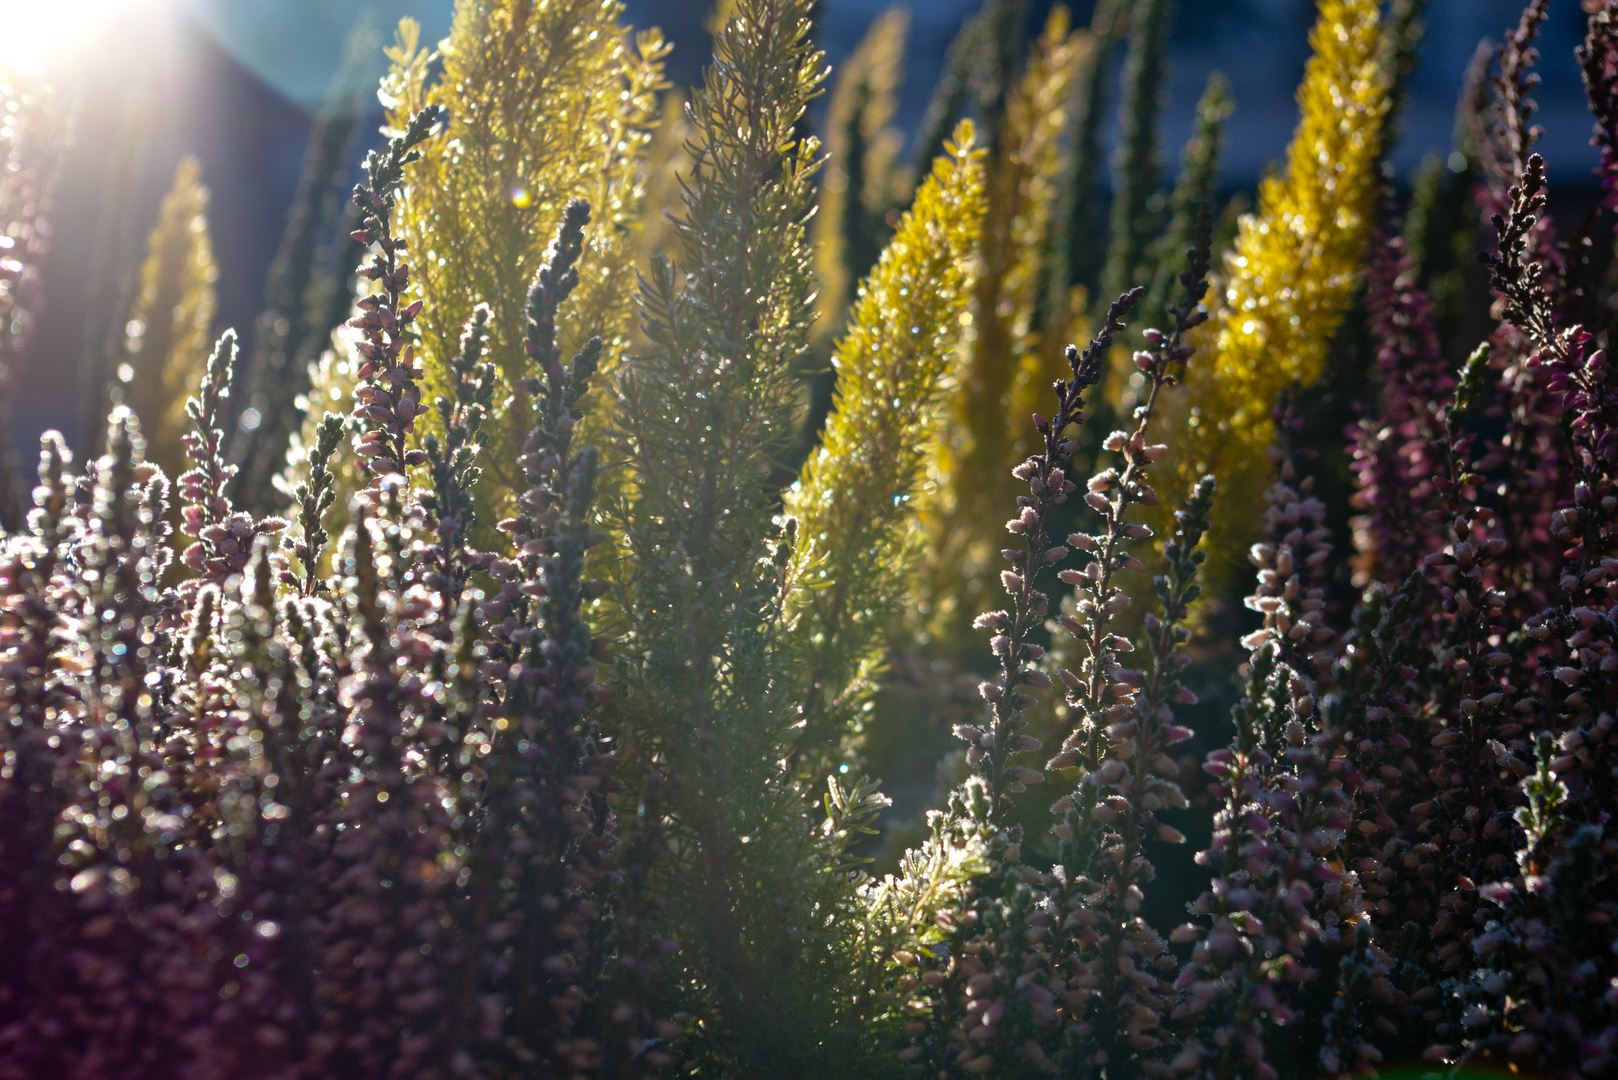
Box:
[784,121,986,762]
[636,89,695,269]
[121,154,217,481]
[381,3,667,513]
[925,8,1086,637]
[814,6,909,330]
[1160,0,1387,588]
[1003,7,1093,438]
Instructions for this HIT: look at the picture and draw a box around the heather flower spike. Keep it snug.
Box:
[974,285,1143,814]
[1348,233,1453,589]
[286,410,343,594]
[177,330,287,584]
[419,304,495,610]
[347,103,445,493]
[899,185,1217,1078]
[1176,437,1353,1080]
[1579,0,1618,212]
[1050,234,1210,776]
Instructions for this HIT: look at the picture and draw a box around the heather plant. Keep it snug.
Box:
[8,0,1618,1078]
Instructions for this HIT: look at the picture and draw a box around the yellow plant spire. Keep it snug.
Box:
[784,121,986,764]
[923,8,1086,638]
[121,154,218,481]
[382,3,667,517]
[814,6,909,330]
[1160,0,1387,588]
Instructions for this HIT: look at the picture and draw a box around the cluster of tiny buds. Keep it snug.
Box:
[344,105,443,485]
[1242,464,1337,676]
[349,262,426,478]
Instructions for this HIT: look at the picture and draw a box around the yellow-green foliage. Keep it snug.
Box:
[636,89,695,268]
[1160,0,1387,589]
[785,121,985,762]
[382,2,666,513]
[814,6,908,329]
[1003,8,1093,437]
[923,8,1085,636]
[121,155,217,480]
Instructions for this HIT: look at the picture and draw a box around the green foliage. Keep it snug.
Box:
[383,0,667,523]
[815,6,909,329]
[1100,0,1173,308]
[606,1,888,1072]
[786,122,986,772]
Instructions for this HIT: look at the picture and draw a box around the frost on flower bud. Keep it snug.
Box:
[1001,570,1024,593]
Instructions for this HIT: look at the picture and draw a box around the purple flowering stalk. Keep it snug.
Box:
[1348,235,1453,590]
[900,232,1215,1079]
[417,304,495,616]
[1473,7,1569,621]
[1462,736,1618,1077]
[176,332,287,586]
[896,293,1146,1080]
[1050,474,1213,1079]
[971,289,1142,816]
[1579,1,1618,214]
[1039,251,1213,1077]
[347,105,445,498]
[1171,440,1356,1080]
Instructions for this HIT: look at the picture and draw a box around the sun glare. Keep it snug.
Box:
[0,0,149,75]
